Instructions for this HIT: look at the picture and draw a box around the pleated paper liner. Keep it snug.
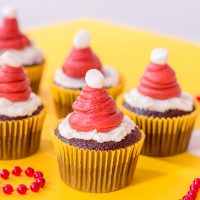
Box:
[52,123,145,193]
[0,108,46,160]
[25,63,45,93]
[117,94,198,157]
[51,77,124,119]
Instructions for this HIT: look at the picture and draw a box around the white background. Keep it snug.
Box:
[0,0,200,43]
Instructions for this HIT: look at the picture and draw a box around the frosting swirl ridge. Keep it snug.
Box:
[69,85,124,132]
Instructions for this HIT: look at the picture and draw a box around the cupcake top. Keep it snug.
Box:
[58,69,136,144]
[0,52,42,117]
[0,7,44,66]
[54,29,120,89]
[124,48,193,113]
[62,29,102,78]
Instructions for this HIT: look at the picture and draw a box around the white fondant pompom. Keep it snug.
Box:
[150,47,169,65]
[73,29,90,49]
[3,7,17,18]
[85,69,104,88]
[1,52,21,67]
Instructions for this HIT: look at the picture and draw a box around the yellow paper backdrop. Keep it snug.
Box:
[1,20,200,200]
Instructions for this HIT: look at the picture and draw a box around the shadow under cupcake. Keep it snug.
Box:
[117,48,198,157]
[52,69,144,192]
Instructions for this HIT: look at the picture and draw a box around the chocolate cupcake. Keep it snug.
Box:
[52,69,144,192]
[51,29,124,118]
[117,48,197,157]
[0,52,45,160]
[0,7,45,93]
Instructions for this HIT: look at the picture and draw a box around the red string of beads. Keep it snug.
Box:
[196,96,200,103]
[182,178,200,200]
[0,166,46,195]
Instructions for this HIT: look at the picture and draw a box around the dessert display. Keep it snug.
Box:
[181,178,200,200]
[52,69,144,192]
[0,52,45,160]
[117,47,197,156]
[0,7,45,93]
[51,29,124,118]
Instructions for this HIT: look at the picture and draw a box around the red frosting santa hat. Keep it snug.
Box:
[0,7,30,50]
[69,69,123,132]
[62,29,102,78]
[0,51,31,101]
[138,48,181,100]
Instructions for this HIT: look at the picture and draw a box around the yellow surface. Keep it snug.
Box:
[1,20,200,199]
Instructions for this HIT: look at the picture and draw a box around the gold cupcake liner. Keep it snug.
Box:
[52,124,145,192]
[51,78,124,119]
[117,94,198,157]
[0,109,46,160]
[25,63,45,93]
[51,83,80,118]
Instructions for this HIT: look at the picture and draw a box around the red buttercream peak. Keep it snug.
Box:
[62,29,102,78]
[0,7,30,50]
[0,52,31,101]
[68,70,124,132]
[138,48,181,100]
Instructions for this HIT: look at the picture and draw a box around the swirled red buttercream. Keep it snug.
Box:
[138,63,181,99]
[0,64,31,101]
[69,85,124,132]
[0,18,30,50]
[62,47,102,78]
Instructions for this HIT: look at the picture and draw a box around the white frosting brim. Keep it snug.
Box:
[124,89,193,112]
[54,66,120,89]
[0,93,42,117]
[0,45,44,66]
[58,115,135,143]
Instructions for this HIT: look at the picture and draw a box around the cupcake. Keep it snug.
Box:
[0,7,45,93]
[117,48,197,157]
[51,29,124,118]
[52,69,144,192]
[0,52,45,160]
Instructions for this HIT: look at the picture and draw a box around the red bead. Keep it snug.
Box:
[193,181,200,190]
[12,166,22,176]
[196,96,200,103]
[0,169,10,179]
[182,195,193,200]
[34,171,43,179]
[25,167,34,177]
[17,184,27,195]
[2,184,13,194]
[194,178,200,185]
[190,183,199,192]
[36,177,46,187]
[30,182,40,192]
[188,191,197,199]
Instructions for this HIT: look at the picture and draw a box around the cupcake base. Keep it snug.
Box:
[51,78,124,118]
[25,63,45,93]
[117,95,198,157]
[52,123,145,192]
[0,107,46,160]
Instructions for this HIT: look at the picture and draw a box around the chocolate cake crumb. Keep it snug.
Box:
[55,127,141,151]
[24,60,45,67]
[123,101,194,118]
